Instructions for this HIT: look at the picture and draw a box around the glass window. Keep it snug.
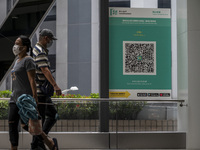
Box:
[109,0,130,7]
[0,0,55,90]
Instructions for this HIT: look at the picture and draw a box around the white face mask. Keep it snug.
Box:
[47,40,53,48]
[12,45,22,56]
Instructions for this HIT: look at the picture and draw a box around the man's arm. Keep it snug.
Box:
[40,66,62,96]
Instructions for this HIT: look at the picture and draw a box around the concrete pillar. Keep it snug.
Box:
[177,0,200,148]
[177,0,188,132]
[91,0,100,93]
[171,0,178,99]
[56,0,68,90]
[186,0,200,148]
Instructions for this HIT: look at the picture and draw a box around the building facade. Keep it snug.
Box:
[1,0,200,149]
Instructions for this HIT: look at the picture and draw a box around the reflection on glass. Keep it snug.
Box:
[0,0,55,88]
[0,99,177,132]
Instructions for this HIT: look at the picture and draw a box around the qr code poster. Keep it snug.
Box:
[123,41,156,75]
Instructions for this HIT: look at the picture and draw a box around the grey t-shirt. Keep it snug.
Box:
[10,56,36,103]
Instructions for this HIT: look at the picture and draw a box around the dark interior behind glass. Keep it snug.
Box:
[0,0,55,82]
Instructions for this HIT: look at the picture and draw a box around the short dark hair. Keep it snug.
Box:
[19,35,32,52]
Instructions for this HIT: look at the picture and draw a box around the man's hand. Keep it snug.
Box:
[40,67,62,96]
[54,84,62,96]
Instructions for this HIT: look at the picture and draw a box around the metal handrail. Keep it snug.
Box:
[0,98,186,106]
[0,97,185,102]
[53,98,185,102]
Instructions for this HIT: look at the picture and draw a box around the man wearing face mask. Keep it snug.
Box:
[31,29,61,150]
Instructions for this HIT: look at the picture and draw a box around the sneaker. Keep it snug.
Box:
[38,141,47,150]
[52,138,59,150]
